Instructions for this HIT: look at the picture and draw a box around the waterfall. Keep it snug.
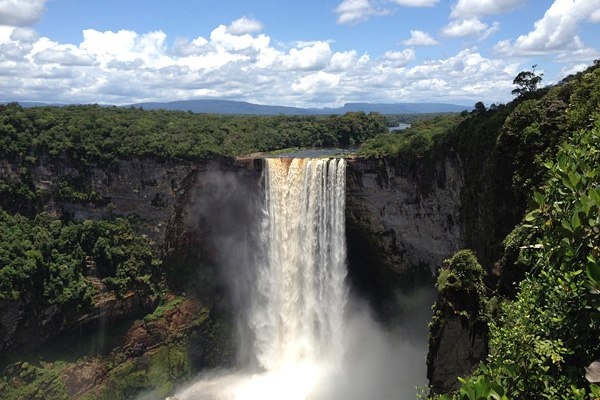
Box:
[173,157,349,400]
[251,158,348,371]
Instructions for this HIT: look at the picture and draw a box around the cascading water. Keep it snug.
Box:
[251,157,347,372]
[173,157,349,400]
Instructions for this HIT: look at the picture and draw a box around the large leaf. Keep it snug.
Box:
[586,261,600,285]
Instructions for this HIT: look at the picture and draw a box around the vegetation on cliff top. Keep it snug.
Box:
[0,105,387,163]
[357,113,465,158]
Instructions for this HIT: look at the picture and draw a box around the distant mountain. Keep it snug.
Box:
[4,101,66,107]
[129,99,313,115]
[319,102,469,114]
[129,99,469,115]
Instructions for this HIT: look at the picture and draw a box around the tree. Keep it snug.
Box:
[473,101,486,114]
[512,64,543,98]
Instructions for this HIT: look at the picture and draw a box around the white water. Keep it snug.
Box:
[251,158,347,372]
[171,157,428,400]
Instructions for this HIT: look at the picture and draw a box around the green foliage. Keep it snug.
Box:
[88,342,191,400]
[436,249,485,297]
[435,118,600,399]
[442,61,599,269]
[143,297,185,323]
[429,61,600,400]
[0,361,70,400]
[512,65,543,98]
[358,113,464,158]
[0,211,160,305]
[430,250,488,327]
[454,375,507,400]
[0,104,387,164]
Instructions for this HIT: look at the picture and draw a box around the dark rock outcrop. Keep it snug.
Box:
[426,250,489,394]
[427,311,487,393]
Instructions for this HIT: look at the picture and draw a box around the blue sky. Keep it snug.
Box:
[1,0,599,108]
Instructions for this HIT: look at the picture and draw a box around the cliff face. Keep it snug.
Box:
[0,155,261,356]
[347,154,463,271]
[345,154,464,315]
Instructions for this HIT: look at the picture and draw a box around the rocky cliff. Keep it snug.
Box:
[345,153,464,316]
[0,155,263,358]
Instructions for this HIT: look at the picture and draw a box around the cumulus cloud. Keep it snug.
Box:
[227,16,264,35]
[450,0,521,18]
[402,30,438,46]
[493,0,600,56]
[442,17,499,40]
[560,63,591,77]
[10,27,38,42]
[76,29,173,71]
[33,44,97,66]
[280,41,332,71]
[0,0,46,27]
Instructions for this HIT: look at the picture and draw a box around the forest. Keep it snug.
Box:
[0,105,388,163]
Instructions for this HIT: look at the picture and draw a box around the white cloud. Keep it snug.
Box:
[494,0,600,56]
[33,44,97,66]
[10,27,38,42]
[80,29,144,62]
[280,41,332,71]
[291,71,341,93]
[227,16,264,35]
[383,49,416,67]
[450,0,521,18]
[553,47,600,63]
[0,0,46,27]
[400,49,515,101]
[210,24,267,52]
[0,20,544,107]
[560,63,591,77]
[442,17,499,40]
[391,0,439,6]
[335,0,390,24]
[591,8,600,22]
[402,30,438,46]
[329,50,359,71]
[335,0,439,24]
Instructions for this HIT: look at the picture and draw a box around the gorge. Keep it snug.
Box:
[3,62,599,398]
[0,151,452,399]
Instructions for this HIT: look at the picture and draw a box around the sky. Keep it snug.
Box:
[1,0,599,108]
